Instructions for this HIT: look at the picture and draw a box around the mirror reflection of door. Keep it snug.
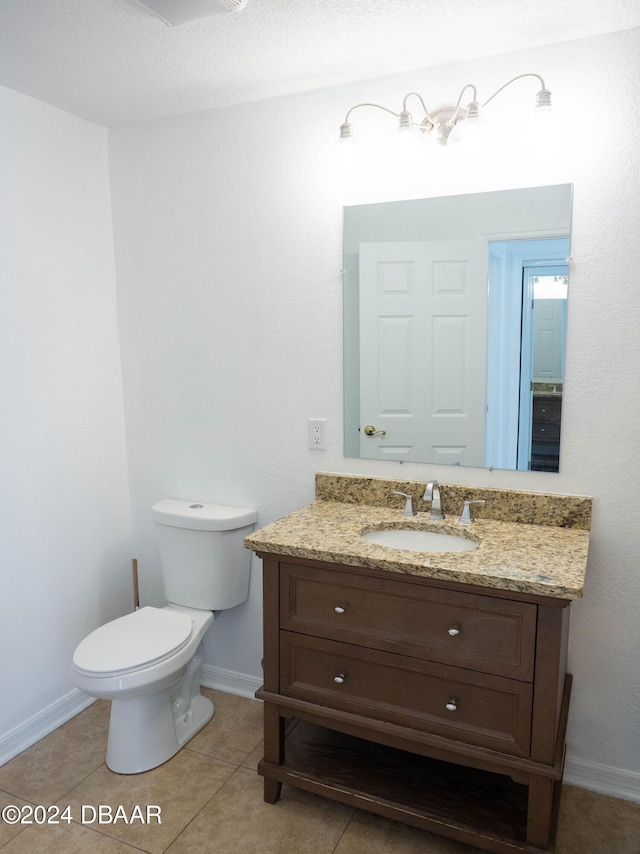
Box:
[359,240,488,464]
[485,239,569,471]
[343,186,573,471]
[522,266,568,471]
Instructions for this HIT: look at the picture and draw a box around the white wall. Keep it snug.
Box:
[0,86,133,756]
[109,27,640,799]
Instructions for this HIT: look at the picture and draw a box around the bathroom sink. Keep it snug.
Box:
[363,529,478,553]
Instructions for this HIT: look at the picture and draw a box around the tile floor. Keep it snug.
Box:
[0,689,638,853]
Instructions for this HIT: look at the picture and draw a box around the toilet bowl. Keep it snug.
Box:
[71,499,256,774]
[73,605,214,773]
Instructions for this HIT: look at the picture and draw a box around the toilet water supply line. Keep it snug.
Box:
[132,558,140,611]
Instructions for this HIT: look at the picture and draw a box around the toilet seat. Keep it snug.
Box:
[73,606,193,678]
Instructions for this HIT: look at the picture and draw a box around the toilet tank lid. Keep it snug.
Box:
[152,499,257,531]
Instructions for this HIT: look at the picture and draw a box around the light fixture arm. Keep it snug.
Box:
[402,92,437,129]
[481,72,549,108]
[340,102,404,139]
[343,102,402,124]
[446,83,478,127]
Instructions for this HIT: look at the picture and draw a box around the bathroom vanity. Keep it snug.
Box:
[531,393,563,472]
[246,474,591,854]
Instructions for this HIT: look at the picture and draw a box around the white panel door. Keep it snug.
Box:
[359,241,488,464]
[533,299,566,380]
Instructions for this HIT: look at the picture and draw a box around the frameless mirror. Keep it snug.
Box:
[343,184,572,471]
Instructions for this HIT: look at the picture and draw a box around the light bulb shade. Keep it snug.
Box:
[522,101,556,157]
[446,111,490,149]
[396,122,427,144]
[336,132,367,166]
[330,131,372,201]
[384,114,431,163]
[532,89,554,133]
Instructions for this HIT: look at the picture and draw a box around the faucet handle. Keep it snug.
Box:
[392,491,416,517]
[459,499,486,525]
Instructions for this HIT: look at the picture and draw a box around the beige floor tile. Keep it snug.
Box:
[62,745,236,854]
[0,791,34,847]
[0,716,108,804]
[185,689,263,765]
[166,765,354,854]
[1,820,144,853]
[334,808,478,853]
[79,699,111,727]
[555,785,640,854]
[241,739,264,770]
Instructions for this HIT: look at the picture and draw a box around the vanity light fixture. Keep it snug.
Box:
[339,73,552,149]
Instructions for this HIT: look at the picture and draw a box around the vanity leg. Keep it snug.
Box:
[262,703,284,804]
[264,778,282,804]
[526,776,555,850]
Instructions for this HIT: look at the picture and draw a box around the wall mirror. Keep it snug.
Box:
[343,184,573,471]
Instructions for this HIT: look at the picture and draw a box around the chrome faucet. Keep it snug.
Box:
[423,480,444,521]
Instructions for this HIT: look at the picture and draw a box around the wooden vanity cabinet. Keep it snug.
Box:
[531,395,562,472]
[256,553,572,854]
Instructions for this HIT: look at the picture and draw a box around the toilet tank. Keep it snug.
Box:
[151,499,257,610]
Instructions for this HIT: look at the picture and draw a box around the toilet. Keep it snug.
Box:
[71,499,257,774]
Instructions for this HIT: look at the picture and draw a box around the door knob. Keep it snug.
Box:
[364,425,387,436]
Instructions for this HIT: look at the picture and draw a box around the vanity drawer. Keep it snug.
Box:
[280,632,533,757]
[280,564,536,680]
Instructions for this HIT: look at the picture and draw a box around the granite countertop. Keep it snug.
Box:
[245,500,590,600]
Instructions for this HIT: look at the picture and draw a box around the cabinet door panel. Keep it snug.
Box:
[281,563,536,680]
[281,632,533,757]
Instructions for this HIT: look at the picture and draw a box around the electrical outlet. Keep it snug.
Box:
[308,417,327,450]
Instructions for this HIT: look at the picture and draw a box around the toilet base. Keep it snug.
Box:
[106,689,214,774]
[175,693,214,749]
[105,640,214,775]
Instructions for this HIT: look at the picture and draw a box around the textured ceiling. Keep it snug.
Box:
[1,0,639,126]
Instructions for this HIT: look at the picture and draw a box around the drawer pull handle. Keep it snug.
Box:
[334,606,346,614]
[447,626,460,636]
[334,673,346,684]
[445,699,458,712]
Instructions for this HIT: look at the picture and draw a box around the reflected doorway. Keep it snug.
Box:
[485,238,569,471]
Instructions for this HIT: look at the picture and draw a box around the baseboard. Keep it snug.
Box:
[0,667,259,768]
[564,755,640,803]
[200,663,262,700]
[0,688,95,767]
[3,680,638,806]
